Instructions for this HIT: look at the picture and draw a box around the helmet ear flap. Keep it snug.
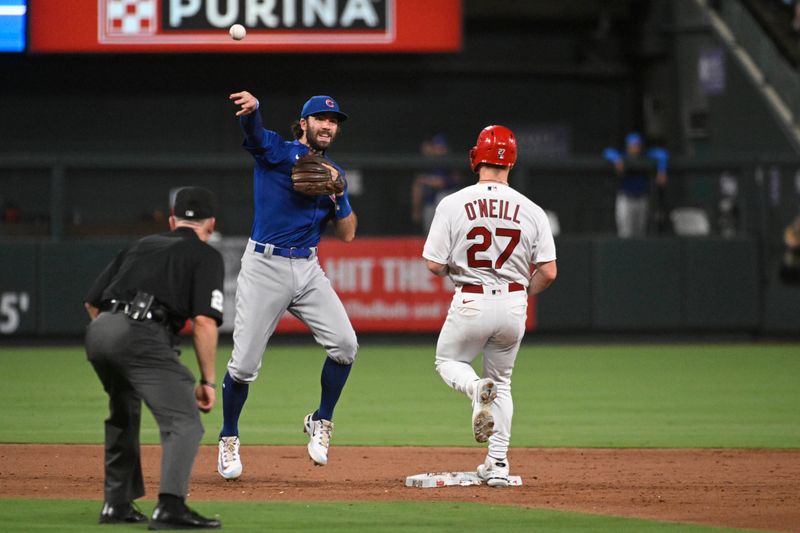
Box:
[469,146,477,172]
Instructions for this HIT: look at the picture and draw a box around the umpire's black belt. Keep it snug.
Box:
[253,242,317,259]
[100,300,168,324]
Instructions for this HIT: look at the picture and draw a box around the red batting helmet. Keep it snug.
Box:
[469,125,517,173]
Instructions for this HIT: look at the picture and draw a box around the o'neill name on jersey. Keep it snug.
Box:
[464,199,521,224]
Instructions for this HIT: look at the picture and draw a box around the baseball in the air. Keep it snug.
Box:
[229,24,246,41]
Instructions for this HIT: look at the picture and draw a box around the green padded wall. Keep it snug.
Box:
[592,238,683,330]
[537,237,592,330]
[37,241,127,335]
[683,238,759,329]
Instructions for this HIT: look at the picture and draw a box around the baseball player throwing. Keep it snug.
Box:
[217,91,358,479]
[423,125,557,487]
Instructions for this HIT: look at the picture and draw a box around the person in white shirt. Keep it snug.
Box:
[422,125,557,487]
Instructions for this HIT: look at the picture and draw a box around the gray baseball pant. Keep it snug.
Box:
[86,312,204,502]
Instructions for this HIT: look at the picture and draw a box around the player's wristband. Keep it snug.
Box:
[335,193,353,219]
[200,378,216,389]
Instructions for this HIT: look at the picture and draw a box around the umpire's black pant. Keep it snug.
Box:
[85,312,203,504]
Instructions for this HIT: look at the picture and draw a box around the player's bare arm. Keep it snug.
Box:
[334,212,357,242]
[426,259,449,277]
[656,168,668,186]
[529,260,557,295]
[192,314,218,413]
[230,91,258,116]
[84,302,99,320]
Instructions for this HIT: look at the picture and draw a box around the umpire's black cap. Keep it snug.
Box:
[173,187,217,220]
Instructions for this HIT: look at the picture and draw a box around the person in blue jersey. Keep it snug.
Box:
[217,91,358,479]
[411,133,462,234]
[603,132,669,237]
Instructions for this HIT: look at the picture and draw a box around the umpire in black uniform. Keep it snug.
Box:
[84,187,224,530]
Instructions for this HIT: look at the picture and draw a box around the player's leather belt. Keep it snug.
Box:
[461,283,525,294]
[253,242,316,259]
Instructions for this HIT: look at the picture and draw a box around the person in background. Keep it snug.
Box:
[780,215,800,284]
[411,134,462,234]
[603,132,668,237]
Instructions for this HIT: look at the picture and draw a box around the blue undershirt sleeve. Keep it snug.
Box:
[239,103,288,163]
[240,107,265,150]
[335,191,353,219]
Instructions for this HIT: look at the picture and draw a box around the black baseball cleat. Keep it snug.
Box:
[98,501,148,524]
[148,503,221,530]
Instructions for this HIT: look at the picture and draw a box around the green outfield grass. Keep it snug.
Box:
[0,343,798,447]
[0,499,763,532]
[1,342,796,532]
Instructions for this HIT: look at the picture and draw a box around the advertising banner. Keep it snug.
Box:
[0,244,36,335]
[29,0,461,53]
[216,236,536,334]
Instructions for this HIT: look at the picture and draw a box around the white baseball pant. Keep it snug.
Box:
[434,284,528,460]
[616,193,648,238]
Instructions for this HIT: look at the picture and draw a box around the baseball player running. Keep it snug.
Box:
[217,91,358,479]
[423,125,557,487]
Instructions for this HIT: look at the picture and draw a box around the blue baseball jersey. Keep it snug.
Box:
[240,110,344,248]
[619,155,648,197]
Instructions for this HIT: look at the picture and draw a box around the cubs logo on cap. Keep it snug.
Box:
[300,95,348,122]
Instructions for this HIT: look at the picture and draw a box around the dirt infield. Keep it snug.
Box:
[1,445,798,532]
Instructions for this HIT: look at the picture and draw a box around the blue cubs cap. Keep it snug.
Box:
[300,95,348,122]
[626,132,642,145]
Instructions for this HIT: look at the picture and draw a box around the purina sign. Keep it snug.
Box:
[102,0,390,40]
[163,0,390,30]
[29,0,461,52]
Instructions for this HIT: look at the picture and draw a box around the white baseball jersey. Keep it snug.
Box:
[423,182,556,287]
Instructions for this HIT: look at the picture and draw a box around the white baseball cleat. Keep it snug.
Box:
[471,378,497,443]
[217,436,242,480]
[477,456,510,488]
[303,413,333,466]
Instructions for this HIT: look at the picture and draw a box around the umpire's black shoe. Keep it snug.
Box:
[148,503,221,530]
[98,501,148,524]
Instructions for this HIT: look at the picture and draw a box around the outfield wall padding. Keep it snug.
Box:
[0,237,795,336]
[0,243,39,335]
[592,238,683,330]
